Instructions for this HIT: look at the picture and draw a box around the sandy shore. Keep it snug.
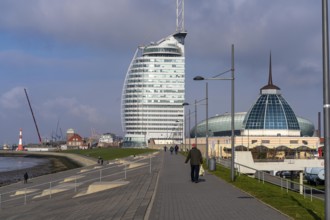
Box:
[0,153,85,187]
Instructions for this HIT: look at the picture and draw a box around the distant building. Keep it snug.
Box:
[99,133,114,144]
[121,31,186,148]
[121,1,187,148]
[189,54,320,159]
[67,133,83,148]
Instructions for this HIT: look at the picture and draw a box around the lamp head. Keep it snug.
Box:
[182,102,190,106]
[193,76,205,81]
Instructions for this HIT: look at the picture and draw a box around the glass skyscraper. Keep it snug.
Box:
[121,32,187,147]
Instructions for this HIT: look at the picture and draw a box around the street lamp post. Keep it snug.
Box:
[183,95,208,159]
[195,100,197,145]
[322,0,330,218]
[182,105,195,150]
[188,109,191,149]
[206,82,209,164]
[193,44,235,181]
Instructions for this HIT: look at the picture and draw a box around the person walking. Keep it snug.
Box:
[170,146,174,155]
[174,145,179,154]
[23,172,29,184]
[185,144,203,183]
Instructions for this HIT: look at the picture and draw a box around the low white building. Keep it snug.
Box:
[99,133,114,144]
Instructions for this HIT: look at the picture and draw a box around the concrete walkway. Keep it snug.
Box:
[0,151,291,219]
[0,153,160,220]
[147,151,290,220]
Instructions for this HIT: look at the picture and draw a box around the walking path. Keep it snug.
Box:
[147,151,290,220]
[0,151,291,219]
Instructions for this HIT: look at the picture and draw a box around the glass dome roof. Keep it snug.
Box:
[243,94,300,130]
[191,112,314,138]
[243,53,300,132]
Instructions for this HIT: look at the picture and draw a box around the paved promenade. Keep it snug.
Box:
[147,151,290,220]
[0,151,291,219]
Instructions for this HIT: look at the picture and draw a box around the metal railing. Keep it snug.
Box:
[0,154,154,210]
[217,157,325,202]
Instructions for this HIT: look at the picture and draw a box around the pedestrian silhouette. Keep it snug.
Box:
[24,172,29,184]
[170,146,174,154]
[185,144,203,183]
[174,145,179,154]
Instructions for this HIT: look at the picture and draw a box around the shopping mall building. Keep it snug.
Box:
[187,56,320,160]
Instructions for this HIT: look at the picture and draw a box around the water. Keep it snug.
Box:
[0,156,48,172]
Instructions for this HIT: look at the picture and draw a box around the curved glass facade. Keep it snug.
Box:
[121,32,187,147]
[297,117,315,137]
[191,112,314,138]
[244,94,300,130]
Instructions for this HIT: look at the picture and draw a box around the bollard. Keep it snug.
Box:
[208,158,216,171]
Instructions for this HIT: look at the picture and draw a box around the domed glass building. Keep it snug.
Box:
[191,112,314,138]
[187,54,319,159]
[191,55,315,138]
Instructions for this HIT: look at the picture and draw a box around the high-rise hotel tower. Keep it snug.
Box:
[121,0,186,147]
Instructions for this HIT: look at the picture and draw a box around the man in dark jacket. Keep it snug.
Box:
[185,144,203,183]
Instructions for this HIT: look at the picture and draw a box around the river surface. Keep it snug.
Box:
[0,156,48,172]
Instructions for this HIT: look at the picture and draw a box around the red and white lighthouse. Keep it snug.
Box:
[17,128,24,151]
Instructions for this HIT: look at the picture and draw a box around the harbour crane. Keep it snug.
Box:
[24,88,42,144]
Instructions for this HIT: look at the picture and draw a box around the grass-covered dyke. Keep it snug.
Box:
[209,163,324,220]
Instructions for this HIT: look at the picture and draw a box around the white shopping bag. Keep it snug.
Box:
[199,166,205,176]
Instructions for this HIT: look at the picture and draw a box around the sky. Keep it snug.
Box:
[0,0,325,144]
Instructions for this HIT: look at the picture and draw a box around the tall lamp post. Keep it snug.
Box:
[194,44,235,181]
[182,98,208,153]
[183,108,196,150]
[322,0,330,218]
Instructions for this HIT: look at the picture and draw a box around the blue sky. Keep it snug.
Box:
[0,0,324,144]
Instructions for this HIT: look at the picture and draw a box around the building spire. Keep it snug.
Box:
[176,0,184,32]
[173,0,187,45]
[260,51,280,93]
[268,52,273,86]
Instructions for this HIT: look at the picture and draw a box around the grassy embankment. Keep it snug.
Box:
[209,163,324,220]
[65,148,156,161]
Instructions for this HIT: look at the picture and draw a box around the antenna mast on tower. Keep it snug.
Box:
[176,0,184,32]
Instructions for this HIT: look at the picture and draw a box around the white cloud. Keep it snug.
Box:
[42,97,102,124]
[0,86,26,109]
